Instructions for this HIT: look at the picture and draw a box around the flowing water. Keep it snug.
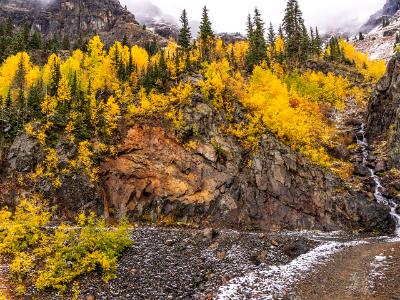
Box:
[357,124,400,236]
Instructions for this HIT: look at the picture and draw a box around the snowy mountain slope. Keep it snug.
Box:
[354,11,400,61]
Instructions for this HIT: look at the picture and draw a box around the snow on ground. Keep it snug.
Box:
[354,11,400,62]
[368,254,389,290]
[216,240,367,300]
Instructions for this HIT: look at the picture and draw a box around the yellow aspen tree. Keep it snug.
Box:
[104,96,120,136]
[57,76,71,103]
[41,95,57,119]
[131,45,149,73]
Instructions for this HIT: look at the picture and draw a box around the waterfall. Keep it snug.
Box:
[357,124,400,236]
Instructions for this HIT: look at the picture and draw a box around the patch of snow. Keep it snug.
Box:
[374,255,387,262]
[354,11,400,61]
[216,240,367,300]
[369,254,389,288]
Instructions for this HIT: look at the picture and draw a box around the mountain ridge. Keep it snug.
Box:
[0,0,160,46]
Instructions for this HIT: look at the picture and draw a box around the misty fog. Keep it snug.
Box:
[121,0,386,34]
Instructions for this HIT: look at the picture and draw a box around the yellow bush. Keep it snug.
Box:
[0,197,132,295]
[239,66,333,166]
[339,39,386,82]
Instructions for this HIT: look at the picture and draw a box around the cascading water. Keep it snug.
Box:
[357,124,400,236]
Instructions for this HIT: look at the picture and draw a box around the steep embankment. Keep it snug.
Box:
[99,94,392,233]
[1,90,393,234]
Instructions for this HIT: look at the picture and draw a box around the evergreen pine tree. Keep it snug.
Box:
[11,32,26,54]
[268,22,276,47]
[268,22,276,56]
[5,18,13,37]
[16,88,26,127]
[198,6,214,60]
[49,61,61,97]
[0,95,3,133]
[178,9,192,52]
[278,25,284,38]
[283,0,309,65]
[13,55,26,91]
[314,27,322,55]
[62,35,71,50]
[5,90,11,109]
[70,71,78,99]
[122,34,130,47]
[310,27,315,49]
[29,31,42,50]
[21,22,30,48]
[300,23,310,61]
[246,8,267,71]
[27,80,44,118]
[246,14,254,39]
[158,51,168,88]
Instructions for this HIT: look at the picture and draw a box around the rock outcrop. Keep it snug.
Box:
[360,0,400,33]
[0,0,159,46]
[367,52,400,169]
[100,108,393,233]
[1,133,100,217]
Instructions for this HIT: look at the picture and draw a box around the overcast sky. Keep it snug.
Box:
[121,0,386,34]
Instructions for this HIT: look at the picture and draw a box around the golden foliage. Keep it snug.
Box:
[339,39,386,82]
[0,197,131,295]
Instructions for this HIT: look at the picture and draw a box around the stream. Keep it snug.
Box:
[357,124,400,236]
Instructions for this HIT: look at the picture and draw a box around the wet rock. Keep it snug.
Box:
[354,164,370,177]
[345,118,363,126]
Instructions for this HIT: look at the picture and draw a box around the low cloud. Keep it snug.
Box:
[122,0,386,34]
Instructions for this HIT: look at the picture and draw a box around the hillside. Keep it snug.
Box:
[355,0,400,61]
[0,0,399,299]
[0,0,159,46]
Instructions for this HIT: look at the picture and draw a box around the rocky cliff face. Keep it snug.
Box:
[361,0,400,33]
[1,96,393,233]
[98,100,393,233]
[0,0,158,45]
[367,52,400,169]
